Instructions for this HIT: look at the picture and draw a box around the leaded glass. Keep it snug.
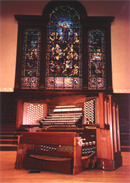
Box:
[88,29,106,89]
[45,6,82,89]
[21,28,41,89]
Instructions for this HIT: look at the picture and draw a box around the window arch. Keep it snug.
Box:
[45,6,82,89]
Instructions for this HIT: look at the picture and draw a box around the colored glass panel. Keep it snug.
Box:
[45,77,55,89]
[74,78,82,88]
[64,78,73,88]
[88,29,106,89]
[21,28,41,89]
[45,6,82,89]
[55,77,64,88]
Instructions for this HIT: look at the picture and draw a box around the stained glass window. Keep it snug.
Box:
[45,6,82,89]
[88,29,106,90]
[21,28,41,89]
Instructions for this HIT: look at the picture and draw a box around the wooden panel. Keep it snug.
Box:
[15,131,82,174]
[114,151,121,159]
[49,95,86,107]
[112,102,118,152]
[97,94,122,170]
[110,95,121,152]
[16,100,23,129]
[15,143,35,169]
[114,93,130,121]
[95,97,99,125]
[108,95,121,153]
[99,93,109,129]
[23,155,42,169]
[26,150,74,158]
[23,155,72,174]
[42,159,72,174]
[116,104,121,151]
[1,92,15,124]
[96,128,112,160]
[97,156,122,170]
[97,158,115,170]
[73,137,82,175]
[108,95,114,160]
[82,153,97,169]
[20,132,76,146]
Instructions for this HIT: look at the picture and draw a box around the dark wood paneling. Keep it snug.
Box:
[114,94,130,122]
[0,92,15,125]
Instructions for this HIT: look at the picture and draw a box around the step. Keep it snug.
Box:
[0,127,16,129]
[120,124,130,133]
[0,132,17,135]
[0,130,16,134]
[121,141,130,146]
[0,135,18,139]
[0,125,16,129]
[120,133,130,141]
[0,144,17,151]
[121,146,130,152]
[120,119,130,124]
[0,139,18,144]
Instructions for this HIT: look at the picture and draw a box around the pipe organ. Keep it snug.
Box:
[15,93,122,174]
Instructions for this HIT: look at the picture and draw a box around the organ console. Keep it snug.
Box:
[15,93,122,174]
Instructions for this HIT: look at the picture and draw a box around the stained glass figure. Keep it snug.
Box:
[88,29,106,89]
[45,6,82,89]
[21,28,41,89]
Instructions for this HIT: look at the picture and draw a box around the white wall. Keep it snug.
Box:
[0,0,130,93]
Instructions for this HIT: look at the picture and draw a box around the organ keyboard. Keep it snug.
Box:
[40,112,83,126]
[15,93,122,174]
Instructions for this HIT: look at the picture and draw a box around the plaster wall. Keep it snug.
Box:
[0,0,130,93]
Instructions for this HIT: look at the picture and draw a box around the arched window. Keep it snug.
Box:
[88,29,106,90]
[21,28,41,89]
[45,6,82,89]
[14,0,114,96]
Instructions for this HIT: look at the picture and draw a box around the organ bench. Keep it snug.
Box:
[15,129,97,174]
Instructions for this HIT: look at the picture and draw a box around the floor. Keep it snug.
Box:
[0,151,130,183]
